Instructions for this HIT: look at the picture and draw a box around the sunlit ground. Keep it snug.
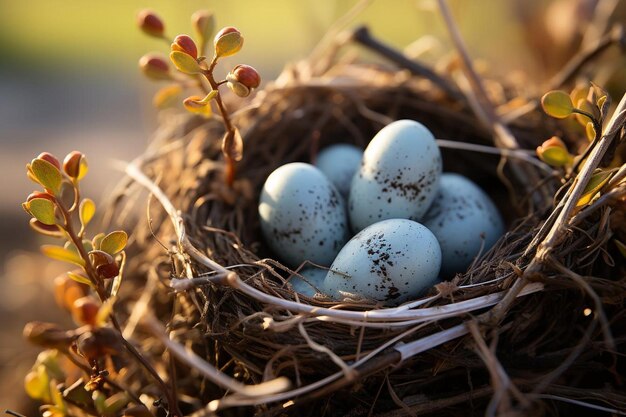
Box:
[1,0,622,413]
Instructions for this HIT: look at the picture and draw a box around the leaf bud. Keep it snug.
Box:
[171,34,198,59]
[63,151,87,179]
[226,64,260,97]
[139,53,171,80]
[137,9,165,38]
[71,296,100,326]
[214,27,243,58]
[37,152,61,170]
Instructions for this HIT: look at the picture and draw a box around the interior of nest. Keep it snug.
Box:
[109,49,625,416]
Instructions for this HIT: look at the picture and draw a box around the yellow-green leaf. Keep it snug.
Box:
[214,31,243,58]
[192,10,215,54]
[538,146,572,167]
[103,392,130,415]
[541,90,574,119]
[31,159,63,195]
[79,198,96,227]
[170,51,202,74]
[41,245,85,266]
[585,122,596,142]
[24,368,50,401]
[28,198,57,225]
[577,170,613,207]
[29,218,64,238]
[100,231,128,255]
[153,84,182,109]
[67,271,94,288]
[92,233,105,250]
[95,296,116,327]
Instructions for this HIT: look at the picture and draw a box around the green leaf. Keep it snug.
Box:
[29,218,64,238]
[574,99,597,126]
[215,31,243,58]
[577,170,613,207]
[103,392,130,415]
[67,271,94,288]
[92,232,105,250]
[585,122,596,142]
[31,159,63,195]
[615,240,626,258]
[41,245,85,266]
[153,84,182,109]
[79,198,96,227]
[170,51,202,74]
[541,90,574,119]
[27,198,57,225]
[100,231,128,255]
[24,367,50,401]
[539,146,572,167]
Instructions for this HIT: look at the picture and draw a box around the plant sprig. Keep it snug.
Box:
[138,9,261,187]
[22,151,180,416]
[537,84,620,209]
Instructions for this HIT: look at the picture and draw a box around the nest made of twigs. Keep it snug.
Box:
[106,46,626,416]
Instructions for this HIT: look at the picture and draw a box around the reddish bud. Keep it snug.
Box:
[139,53,171,80]
[54,273,89,311]
[171,34,198,59]
[37,152,61,170]
[214,27,243,58]
[76,328,123,361]
[71,296,100,326]
[26,191,56,203]
[137,9,165,38]
[97,262,120,279]
[215,26,239,40]
[229,64,260,89]
[23,321,75,349]
[63,151,85,179]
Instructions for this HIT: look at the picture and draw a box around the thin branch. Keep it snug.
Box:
[350,25,463,101]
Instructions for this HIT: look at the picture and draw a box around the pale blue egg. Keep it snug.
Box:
[349,120,442,232]
[422,173,505,277]
[316,144,363,198]
[288,267,327,298]
[323,219,441,304]
[259,163,350,267]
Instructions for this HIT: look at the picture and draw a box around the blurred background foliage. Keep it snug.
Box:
[0,0,624,413]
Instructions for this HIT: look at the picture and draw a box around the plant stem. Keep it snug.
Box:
[203,57,237,186]
[569,109,603,175]
[59,187,181,416]
[350,25,463,101]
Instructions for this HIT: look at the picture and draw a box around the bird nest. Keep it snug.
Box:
[106,30,626,417]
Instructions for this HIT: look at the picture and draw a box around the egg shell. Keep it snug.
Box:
[315,144,364,198]
[349,120,442,232]
[259,163,350,267]
[288,267,327,298]
[422,173,505,277]
[323,219,441,304]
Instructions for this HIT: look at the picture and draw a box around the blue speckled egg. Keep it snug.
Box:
[349,120,442,232]
[422,173,505,277]
[288,267,327,298]
[323,219,441,304]
[259,163,350,267]
[315,144,363,198]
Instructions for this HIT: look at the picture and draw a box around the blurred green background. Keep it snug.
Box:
[1,0,623,413]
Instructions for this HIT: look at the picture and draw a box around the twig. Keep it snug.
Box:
[489,92,626,325]
[350,25,463,101]
[142,316,291,397]
[436,0,550,208]
[548,25,625,90]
